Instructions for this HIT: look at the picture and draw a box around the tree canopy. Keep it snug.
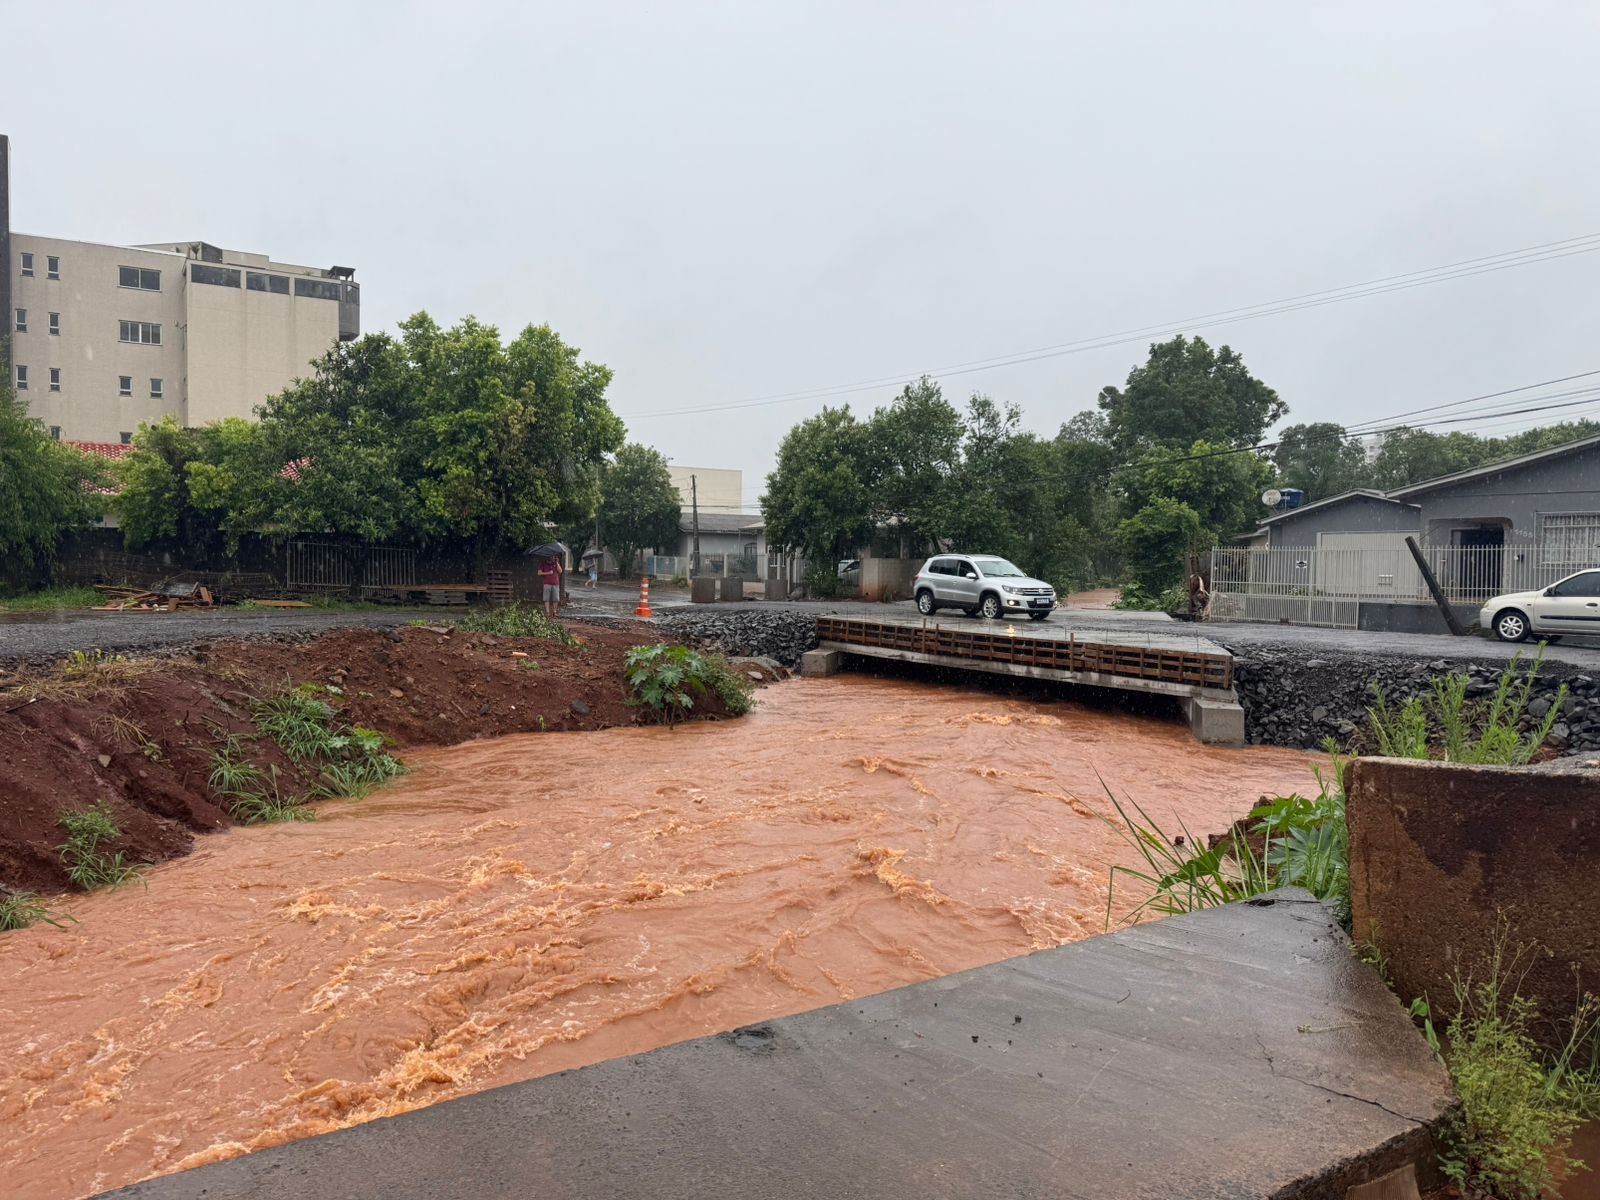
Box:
[1097,335,1285,455]
[111,314,625,559]
[600,443,681,576]
[1271,422,1369,502]
[0,388,103,589]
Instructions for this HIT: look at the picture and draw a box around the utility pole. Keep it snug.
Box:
[690,474,701,576]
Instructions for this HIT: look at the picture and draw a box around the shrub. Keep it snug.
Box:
[57,802,144,890]
[1111,582,1187,612]
[1438,934,1597,1199]
[459,602,576,644]
[624,644,755,724]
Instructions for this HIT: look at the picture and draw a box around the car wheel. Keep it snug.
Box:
[1029,611,1049,621]
[1492,609,1530,642]
[979,593,1002,620]
[915,589,937,615]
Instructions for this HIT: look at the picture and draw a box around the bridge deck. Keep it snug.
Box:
[814,613,1233,694]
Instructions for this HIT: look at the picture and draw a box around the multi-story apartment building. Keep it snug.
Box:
[1,134,358,443]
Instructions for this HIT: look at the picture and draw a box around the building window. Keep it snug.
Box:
[118,265,162,291]
[48,312,59,336]
[1540,513,1600,570]
[13,308,24,333]
[49,425,61,441]
[49,367,61,392]
[118,320,162,345]
[15,365,27,390]
[20,252,33,277]
[46,255,60,280]
[119,431,133,445]
[294,277,343,301]
[247,271,291,294]
[119,375,133,396]
[150,378,163,399]
[191,264,241,288]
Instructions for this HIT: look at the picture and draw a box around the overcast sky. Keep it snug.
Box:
[6,1,1598,511]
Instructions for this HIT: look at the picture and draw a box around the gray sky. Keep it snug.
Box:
[7,1,1599,511]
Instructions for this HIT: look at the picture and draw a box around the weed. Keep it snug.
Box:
[1106,753,1347,926]
[520,659,541,671]
[624,644,754,725]
[97,713,164,761]
[0,889,73,932]
[225,766,317,823]
[0,585,102,611]
[1439,931,1595,1199]
[252,687,340,760]
[459,603,576,644]
[1366,648,1566,765]
[57,802,144,890]
[207,735,263,796]
[316,752,405,800]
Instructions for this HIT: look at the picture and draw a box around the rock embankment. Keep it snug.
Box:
[655,609,820,667]
[1231,646,1599,754]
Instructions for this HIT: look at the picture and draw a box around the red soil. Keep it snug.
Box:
[0,622,736,895]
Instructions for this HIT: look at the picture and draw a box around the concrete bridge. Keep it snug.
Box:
[802,613,1247,745]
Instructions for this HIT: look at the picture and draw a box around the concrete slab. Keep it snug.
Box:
[799,647,842,677]
[1186,687,1248,746]
[102,891,1455,1200]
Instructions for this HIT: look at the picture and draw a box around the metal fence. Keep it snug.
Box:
[286,541,418,591]
[641,554,760,580]
[1209,542,1599,628]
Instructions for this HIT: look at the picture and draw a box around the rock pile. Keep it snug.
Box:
[1231,646,1600,754]
[656,609,819,666]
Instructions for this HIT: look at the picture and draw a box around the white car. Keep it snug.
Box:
[1480,568,1600,641]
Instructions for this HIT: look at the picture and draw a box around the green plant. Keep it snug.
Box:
[317,751,405,800]
[1366,649,1566,765]
[207,735,263,796]
[225,765,317,823]
[251,687,341,760]
[1111,582,1187,612]
[57,802,144,890]
[625,644,702,724]
[459,602,576,644]
[700,655,756,716]
[0,889,73,932]
[1439,935,1594,1199]
[1107,752,1347,926]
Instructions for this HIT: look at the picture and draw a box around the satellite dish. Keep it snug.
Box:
[1261,488,1283,508]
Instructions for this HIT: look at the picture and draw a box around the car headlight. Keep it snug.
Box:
[1001,585,1018,593]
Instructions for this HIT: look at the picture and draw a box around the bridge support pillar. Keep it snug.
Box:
[1186,688,1246,747]
[800,648,844,678]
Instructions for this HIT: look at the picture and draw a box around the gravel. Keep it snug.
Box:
[653,609,819,666]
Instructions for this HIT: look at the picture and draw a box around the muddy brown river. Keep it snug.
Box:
[1,677,1319,1199]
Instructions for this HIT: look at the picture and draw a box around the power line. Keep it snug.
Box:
[621,234,1600,421]
[1341,370,1600,433]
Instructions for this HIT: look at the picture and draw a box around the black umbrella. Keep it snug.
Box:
[528,541,566,559]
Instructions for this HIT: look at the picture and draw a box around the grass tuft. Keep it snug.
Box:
[459,603,576,644]
[57,801,144,890]
[0,889,73,932]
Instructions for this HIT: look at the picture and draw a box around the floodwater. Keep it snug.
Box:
[0,676,1319,1200]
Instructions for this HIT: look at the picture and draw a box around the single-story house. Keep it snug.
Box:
[1221,433,1600,631]
[642,512,769,578]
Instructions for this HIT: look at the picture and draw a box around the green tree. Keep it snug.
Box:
[761,406,871,563]
[1117,439,1273,590]
[0,388,103,590]
[1097,335,1286,454]
[860,377,962,553]
[114,417,277,555]
[1367,427,1493,490]
[1272,422,1371,501]
[601,443,681,577]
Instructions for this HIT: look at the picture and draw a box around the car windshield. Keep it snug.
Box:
[974,558,1025,577]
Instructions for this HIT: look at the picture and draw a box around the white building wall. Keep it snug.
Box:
[667,466,742,515]
[10,235,184,442]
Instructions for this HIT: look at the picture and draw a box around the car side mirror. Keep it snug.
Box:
[1544,588,1557,596]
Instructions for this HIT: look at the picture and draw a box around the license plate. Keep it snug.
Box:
[1031,598,1051,607]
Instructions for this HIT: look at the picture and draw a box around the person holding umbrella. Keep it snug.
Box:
[528,541,566,618]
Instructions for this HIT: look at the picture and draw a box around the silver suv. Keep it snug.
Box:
[912,555,1057,620]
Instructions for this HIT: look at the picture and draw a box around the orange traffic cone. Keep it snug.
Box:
[635,577,653,618]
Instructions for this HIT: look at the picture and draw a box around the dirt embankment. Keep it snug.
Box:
[0,622,743,895]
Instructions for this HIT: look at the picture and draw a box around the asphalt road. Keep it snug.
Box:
[5,594,1599,670]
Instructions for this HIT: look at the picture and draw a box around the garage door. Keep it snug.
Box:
[1314,532,1420,598]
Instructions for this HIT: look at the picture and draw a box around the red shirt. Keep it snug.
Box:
[538,559,561,586]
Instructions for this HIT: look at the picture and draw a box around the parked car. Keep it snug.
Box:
[837,559,861,584]
[912,554,1057,620]
[1480,568,1600,641]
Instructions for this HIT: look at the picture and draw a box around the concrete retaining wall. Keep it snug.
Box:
[1348,754,1600,1033]
[858,558,919,603]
